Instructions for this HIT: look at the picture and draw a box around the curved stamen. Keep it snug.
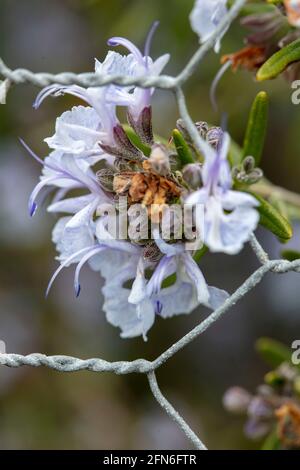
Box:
[46,245,97,297]
[210,60,232,113]
[108,37,144,66]
[19,138,64,174]
[155,300,163,315]
[33,85,63,109]
[144,21,160,67]
[34,84,91,110]
[28,176,60,216]
[21,139,100,195]
[74,246,105,297]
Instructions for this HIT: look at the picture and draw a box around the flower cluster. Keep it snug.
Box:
[224,361,300,449]
[23,4,266,340]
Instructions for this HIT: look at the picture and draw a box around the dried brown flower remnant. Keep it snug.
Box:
[276,402,300,448]
[221,46,267,72]
[148,144,171,176]
[113,160,182,223]
[113,173,133,195]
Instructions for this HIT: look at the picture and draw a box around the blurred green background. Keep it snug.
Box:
[0,0,299,450]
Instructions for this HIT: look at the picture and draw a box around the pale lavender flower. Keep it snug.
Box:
[108,23,170,144]
[33,55,139,159]
[26,31,236,340]
[21,139,111,289]
[190,0,228,53]
[187,132,259,254]
[46,214,228,340]
[34,29,169,151]
[87,222,228,340]
[23,143,109,218]
[44,105,113,165]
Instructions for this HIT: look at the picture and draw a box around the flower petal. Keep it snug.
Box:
[205,197,259,254]
[221,190,259,211]
[44,105,103,159]
[48,194,95,214]
[182,253,210,305]
[190,0,228,53]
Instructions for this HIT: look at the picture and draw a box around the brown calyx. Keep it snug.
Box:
[221,46,267,72]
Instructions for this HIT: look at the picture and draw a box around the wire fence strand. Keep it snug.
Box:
[2,0,296,451]
[147,371,207,450]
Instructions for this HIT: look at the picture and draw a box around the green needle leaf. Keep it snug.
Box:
[257,38,300,81]
[281,249,300,262]
[172,129,195,167]
[250,192,293,242]
[243,91,269,166]
[123,125,151,157]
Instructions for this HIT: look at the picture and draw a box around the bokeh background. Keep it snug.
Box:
[0,0,299,450]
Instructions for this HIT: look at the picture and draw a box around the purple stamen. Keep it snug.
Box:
[144,21,159,67]
[73,246,105,297]
[156,300,163,315]
[29,201,37,217]
[19,138,45,166]
[20,139,100,195]
[108,37,144,65]
[19,138,69,175]
[28,176,59,217]
[33,85,61,109]
[75,284,81,298]
[46,245,97,297]
[210,60,232,113]
[33,84,89,110]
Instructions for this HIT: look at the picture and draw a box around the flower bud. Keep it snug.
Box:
[96,168,115,192]
[176,119,190,141]
[176,119,210,151]
[243,156,255,173]
[142,242,162,263]
[206,126,223,149]
[223,387,252,414]
[195,121,209,139]
[246,168,264,184]
[182,163,202,189]
[248,396,273,419]
[232,156,263,185]
[148,144,171,176]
